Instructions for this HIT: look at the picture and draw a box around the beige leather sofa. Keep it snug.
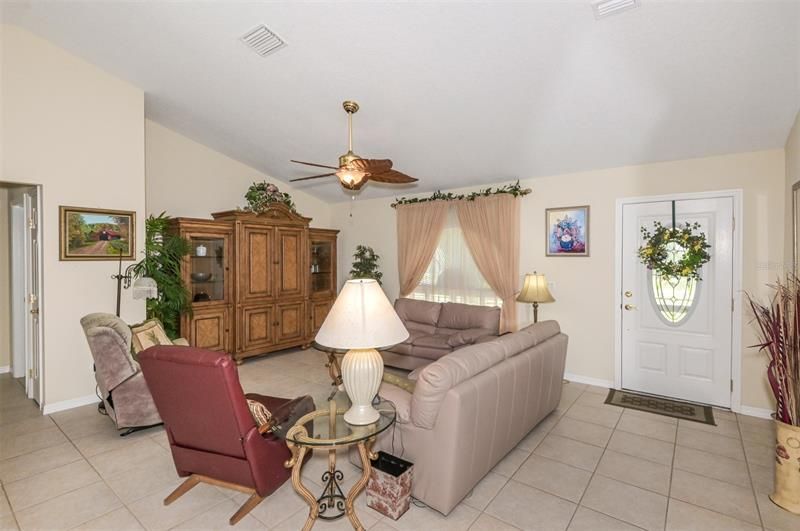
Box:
[381,298,501,370]
[359,320,567,515]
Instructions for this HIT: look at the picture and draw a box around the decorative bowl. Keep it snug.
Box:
[191,272,213,282]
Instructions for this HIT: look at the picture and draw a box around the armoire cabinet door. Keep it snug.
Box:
[275,301,305,344]
[240,224,274,301]
[239,304,274,352]
[310,299,332,335]
[275,228,305,298]
[189,307,230,352]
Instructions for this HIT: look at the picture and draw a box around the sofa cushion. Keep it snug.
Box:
[437,302,500,334]
[401,330,428,345]
[411,340,506,429]
[395,299,442,329]
[446,329,496,348]
[412,334,452,349]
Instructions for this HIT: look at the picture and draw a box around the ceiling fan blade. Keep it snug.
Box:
[368,169,418,184]
[349,158,393,175]
[289,173,337,182]
[290,160,340,170]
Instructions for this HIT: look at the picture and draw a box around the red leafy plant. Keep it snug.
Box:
[748,274,800,426]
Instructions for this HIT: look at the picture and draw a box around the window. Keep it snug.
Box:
[410,210,501,307]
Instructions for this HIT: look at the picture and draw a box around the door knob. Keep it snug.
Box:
[624,304,637,311]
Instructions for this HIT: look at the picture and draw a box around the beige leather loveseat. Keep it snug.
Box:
[381,298,501,370]
[361,320,567,515]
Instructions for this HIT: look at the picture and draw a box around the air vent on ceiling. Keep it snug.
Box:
[591,0,640,19]
[241,25,286,57]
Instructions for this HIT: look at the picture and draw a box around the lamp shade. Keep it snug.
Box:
[516,272,555,303]
[132,277,158,300]
[316,279,409,350]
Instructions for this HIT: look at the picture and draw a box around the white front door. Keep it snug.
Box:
[621,197,734,407]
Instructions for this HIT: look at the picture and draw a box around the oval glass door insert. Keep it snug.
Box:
[648,242,700,325]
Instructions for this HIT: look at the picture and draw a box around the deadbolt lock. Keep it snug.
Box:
[624,291,633,298]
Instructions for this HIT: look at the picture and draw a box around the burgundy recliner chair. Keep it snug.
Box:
[139,345,314,526]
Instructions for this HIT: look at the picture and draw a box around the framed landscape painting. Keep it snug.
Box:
[59,206,135,261]
[545,205,590,257]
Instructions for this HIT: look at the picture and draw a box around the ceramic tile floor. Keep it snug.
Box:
[1,348,799,530]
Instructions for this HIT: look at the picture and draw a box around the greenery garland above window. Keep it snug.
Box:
[242,181,296,213]
[390,181,531,208]
[638,221,711,280]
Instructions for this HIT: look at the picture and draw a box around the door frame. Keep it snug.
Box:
[614,189,743,411]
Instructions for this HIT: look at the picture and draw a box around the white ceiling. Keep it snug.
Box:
[2,1,799,203]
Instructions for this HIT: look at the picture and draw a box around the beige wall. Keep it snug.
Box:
[332,149,786,411]
[145,120,333,227]
[785,110,800,270]
[0,188,9,370]
[1,25,146,407]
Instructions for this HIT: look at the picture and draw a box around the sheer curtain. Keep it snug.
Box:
[410,209,502,307]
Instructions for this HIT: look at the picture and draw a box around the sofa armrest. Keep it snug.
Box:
[378,382,411,424]
[172,338,190,346]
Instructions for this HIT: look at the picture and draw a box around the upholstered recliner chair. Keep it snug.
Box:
[138,345,315,526]
[80,312,163,434]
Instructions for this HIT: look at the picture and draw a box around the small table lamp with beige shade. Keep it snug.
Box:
[517,272,555,323]
[315,278,409,425]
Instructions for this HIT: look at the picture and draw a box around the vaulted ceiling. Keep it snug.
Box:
[2,1,799,202]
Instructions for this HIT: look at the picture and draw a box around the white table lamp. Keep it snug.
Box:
[315,279,409,425]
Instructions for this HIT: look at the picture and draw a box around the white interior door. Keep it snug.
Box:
[22,190,42,403]
[621,197,734,407]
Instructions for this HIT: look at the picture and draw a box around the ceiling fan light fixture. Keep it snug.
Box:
[336,169,367,188]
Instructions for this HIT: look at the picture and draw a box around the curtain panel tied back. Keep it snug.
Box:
[396,201,449,298]
[456,194,520,333]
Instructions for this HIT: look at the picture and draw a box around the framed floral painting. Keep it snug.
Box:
[545,205,590,257]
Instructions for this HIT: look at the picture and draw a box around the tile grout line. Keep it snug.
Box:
[662,408,679,530]
[472,385,583,531]
[1,483,22,531]
[562,388,643,531]
[48,408,141,531]
[736,413,767,530]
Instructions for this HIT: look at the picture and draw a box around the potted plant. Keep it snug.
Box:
[350,245,383,285]
[131,213,191,339]
[749,274,800,514]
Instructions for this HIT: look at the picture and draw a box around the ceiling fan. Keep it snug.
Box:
[290,101,418,191]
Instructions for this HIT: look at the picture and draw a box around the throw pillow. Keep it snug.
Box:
[129,319,173,355]
[382,372,416,393]
[247,399,276,433]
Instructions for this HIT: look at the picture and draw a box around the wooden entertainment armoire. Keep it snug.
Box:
[170,203,338,363]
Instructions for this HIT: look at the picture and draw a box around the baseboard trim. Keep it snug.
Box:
[564,372,614,390]
[0,366,9,374]
[735,405,774,420]
[42,394,99,415]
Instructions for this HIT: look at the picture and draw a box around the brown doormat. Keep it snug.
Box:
[605,389,716,426]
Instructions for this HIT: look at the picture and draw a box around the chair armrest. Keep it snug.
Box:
[246,394,315,437]
[172,338,190,346]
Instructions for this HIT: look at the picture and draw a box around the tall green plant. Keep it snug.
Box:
[131,213,191,338]
[349,245,383,285]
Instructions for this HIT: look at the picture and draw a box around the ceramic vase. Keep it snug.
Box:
[772,419,800,514]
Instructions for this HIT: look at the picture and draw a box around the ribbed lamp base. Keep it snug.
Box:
[341,348,383,425]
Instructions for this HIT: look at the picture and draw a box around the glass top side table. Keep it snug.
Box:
[279,392,396,530]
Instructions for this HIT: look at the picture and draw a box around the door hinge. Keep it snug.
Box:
[28,207,37,230]
[732,298,735,312]
[732,216,735,232]
[731,379,734,392]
